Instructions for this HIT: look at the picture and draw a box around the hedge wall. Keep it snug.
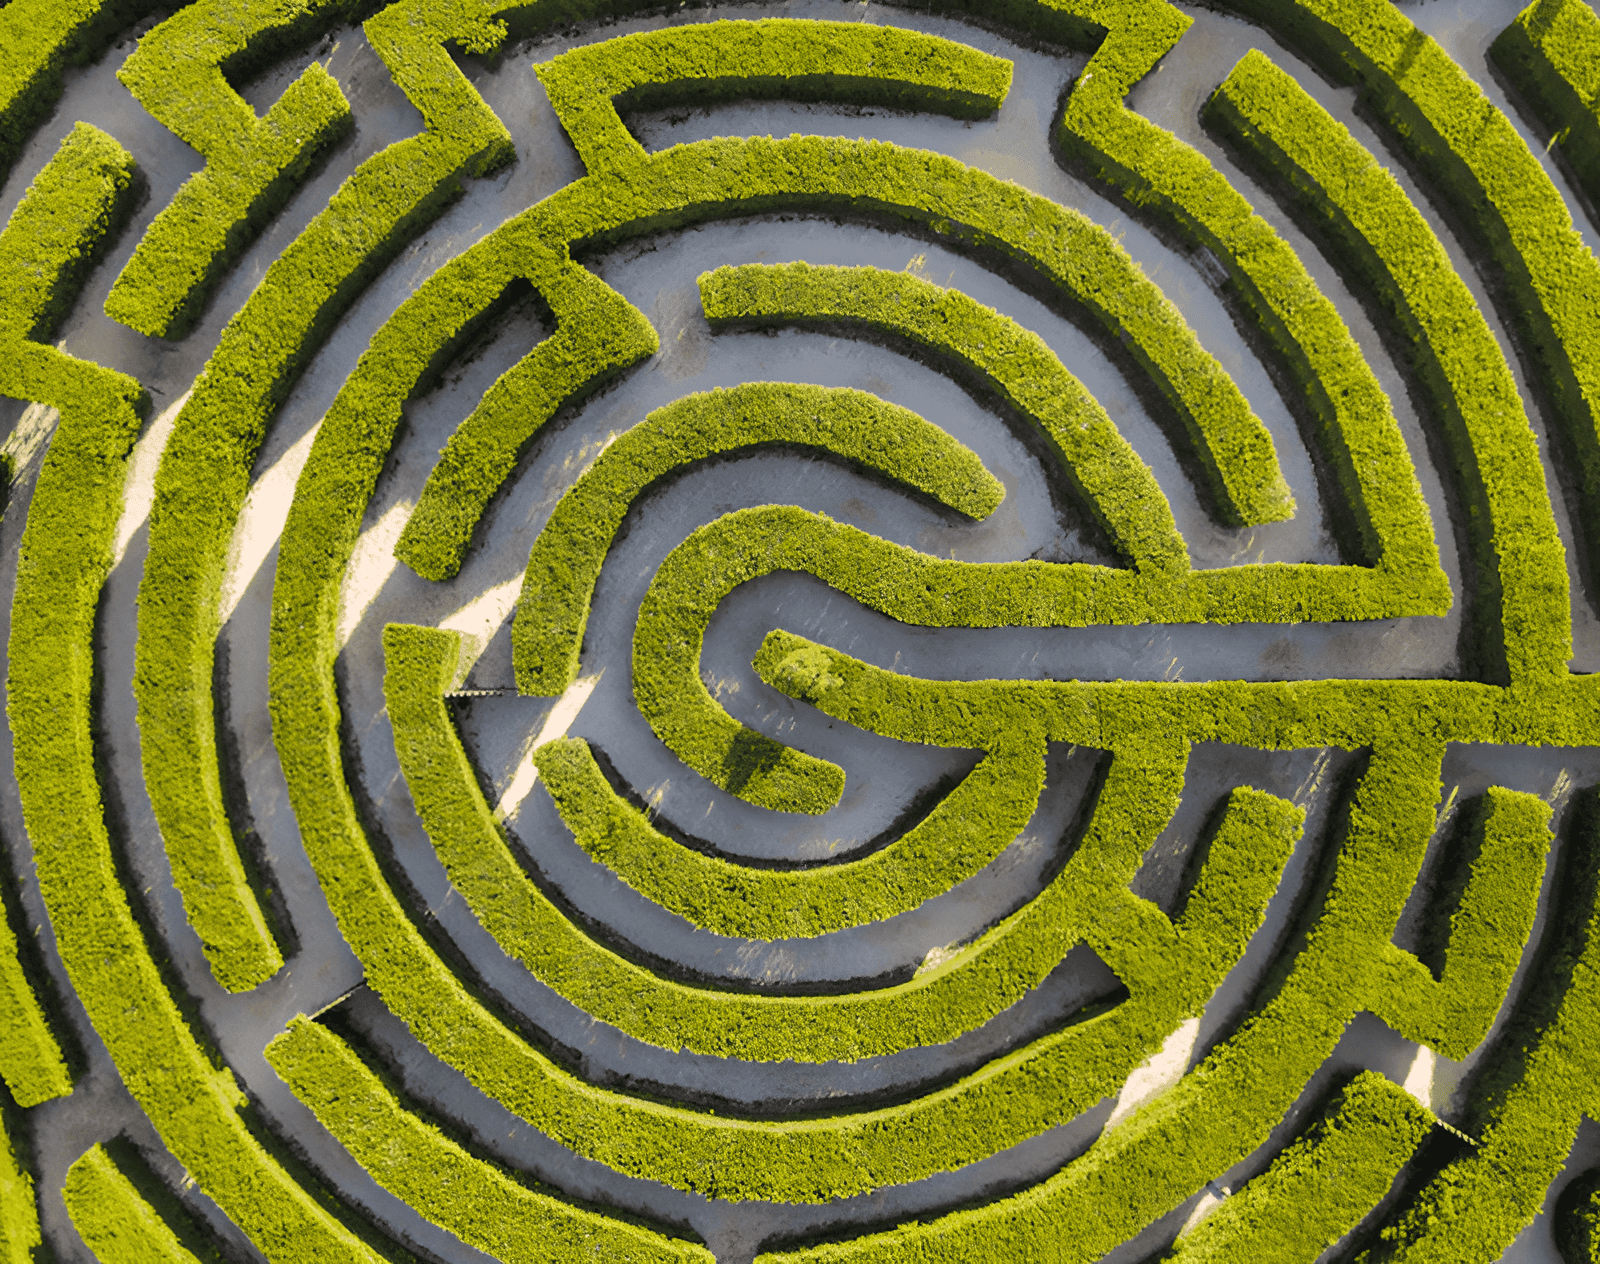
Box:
[534,732,1043,941]
[267,1016,713,1263]
[1491,0,1600,217]
[516,379,1001,809]
[0,1087,40,1264]
[536,19,1013,174]
[698,262,1190,574]
[0,0,156,185]
[1206,46,1568,685]
[62,1144,206,1264]
[1164,1071,1433,1263]
[105,0,359,339]
[2,124,383,1262]
[1217,0,1600,648]
[132,0,519,995]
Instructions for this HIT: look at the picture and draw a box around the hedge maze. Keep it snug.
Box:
[2,1,1600,1261]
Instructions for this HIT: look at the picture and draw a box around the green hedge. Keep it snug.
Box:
[0,1086,41,1264]
[1358,789,1600,1263]
[2,125,383,1263]
[295,618,1302,1202]
[528,21,1297,535]
[393,19,1010,584]
[1207,48,1568,686]
[1492,0,1600,213]
[62,1144,206,1264]
[0,123,131,1113]
[0,0,156,185]
[534,731,1043,941]
[745,640,1568,1259]
[266,1017,713,1263]
[509,379,1002,809]
[1050,0,1440,562]
[1217,0,1600,650]
[630,502,1444,803]
[0,884,66,1107]
[511,378,1000,699]
[385,621,1204,1074]
[1367,787,1552,1059]
[533,18,1011,176]
[132,0,520,995]
[104,0,359,339]
[1557,1164,1600,1264]
[392,267,657,581]
[698,263,1190,574]
[1165,1072,1433,1263]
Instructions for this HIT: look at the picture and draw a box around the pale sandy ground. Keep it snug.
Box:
[2,0,1599,1259]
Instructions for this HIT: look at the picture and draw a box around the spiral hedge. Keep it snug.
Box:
[2,1,1599,1261]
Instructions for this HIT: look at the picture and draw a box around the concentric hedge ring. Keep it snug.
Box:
[3,1,1600,1261]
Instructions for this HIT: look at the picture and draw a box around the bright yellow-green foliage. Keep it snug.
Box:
[392,267,658,581]
[534,734,1043,940]
[1225,0,1600,617]
[512,380,1002,809]
[395,19,1010,584]
[105,0,357,338]
[534,19,1013,173]
[0,1092,41,1264]
[698,263,1192,572]
[0,0,153,182]
[1492,0,1600,213]
[1557,1164,1600,1263]
[132,0,520,996]
[756,735,1509,1262]
[62,1145,205,1264]
[0,123,128,1112]
[1209,48,1568,686]
[1165,1072,1434,1263]
[267,1018,714,1263]
[511,378,1001,709]
[1,122,381,1263]
[301,620,1306,1203]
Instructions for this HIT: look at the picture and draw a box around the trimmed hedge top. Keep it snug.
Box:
[536,19,1013,173]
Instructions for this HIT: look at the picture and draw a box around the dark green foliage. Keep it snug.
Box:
[1207,48,1569,687]
[1165,1072,1434,1263]
[133,0,521,995]
[105,0,360,339]
[1557,1165,1600,1264]
[1,124,381,1262]
[266,1017,714,1263]
[1492,0,1600,213]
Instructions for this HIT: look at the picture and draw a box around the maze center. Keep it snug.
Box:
[4,0,1600,1261]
